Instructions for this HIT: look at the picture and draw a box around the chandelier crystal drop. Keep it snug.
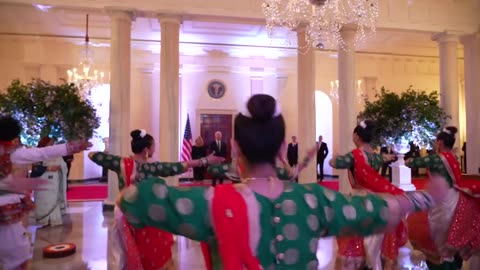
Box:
[66,14,105,99]
[262,0,379,49]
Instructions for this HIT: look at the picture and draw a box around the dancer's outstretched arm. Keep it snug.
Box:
[89,152,224,178]
[11,139,90,164]
[329,152,354,169]
[405,155,436,169]
[118,176,444,241]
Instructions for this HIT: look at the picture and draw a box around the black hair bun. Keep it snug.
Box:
[445,126,458,136]
[0,115,22,141]
[363,120,376,130]
[130,130,141,139]
[247,94,277,122]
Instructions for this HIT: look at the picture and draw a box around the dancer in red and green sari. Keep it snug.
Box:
[117,95,445,270]
[89,129,224,270]
[406,126,480,270]
[330,120,406,270]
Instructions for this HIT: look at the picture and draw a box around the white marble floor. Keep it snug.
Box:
[31,201,208,270]
[30,201,475,270]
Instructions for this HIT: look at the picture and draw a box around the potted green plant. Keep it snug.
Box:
[0,79,100,146]
[358,86,448,152]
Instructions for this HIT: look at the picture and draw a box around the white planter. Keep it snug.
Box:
[393,139,411,155]
[391,139,416,191]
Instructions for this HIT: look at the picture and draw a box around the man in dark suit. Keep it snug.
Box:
[316,135,329,181]
[287,136,299,168]
[404,142,419,177]
[287,136,299,182]
[62,154,74,190]
[210,131,227,186]
[380,146,396,182]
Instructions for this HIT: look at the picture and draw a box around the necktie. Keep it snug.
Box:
[218,141,221,151]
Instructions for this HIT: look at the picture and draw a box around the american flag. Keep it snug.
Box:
[181,114,193,162]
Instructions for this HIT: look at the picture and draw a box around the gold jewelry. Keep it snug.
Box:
[242,177,277,192]
[242,177,271,183]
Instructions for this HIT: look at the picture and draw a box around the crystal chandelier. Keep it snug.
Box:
[67,14,105,98]
[262,0,379,49]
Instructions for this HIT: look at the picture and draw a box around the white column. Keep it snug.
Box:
[461,32,480,174]
[104,8,134,210]
[337,27,356,193]
[158,14,181,168]
[432,32,460,130]
[296,27,316,183]
[39,65,58,84]
[131,68,155,145]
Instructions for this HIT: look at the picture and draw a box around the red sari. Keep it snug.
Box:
[336,149,406,269]
[200,184,264,270]
[117,158,174,270]
[408,152,480,262]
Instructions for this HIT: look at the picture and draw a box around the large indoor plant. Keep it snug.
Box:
[358,86,448,151]
[0,79,100,146]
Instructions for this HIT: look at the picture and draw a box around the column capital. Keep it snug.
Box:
[460,32,480,45]
[157,14,183,25]
[432,31,462,43]
[105,7,136,22]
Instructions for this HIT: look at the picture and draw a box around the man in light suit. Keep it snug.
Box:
[316,135,329,182]
[210,131,227,186]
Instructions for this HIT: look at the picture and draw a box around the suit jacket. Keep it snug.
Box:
[380,146,397,163]
[317,142,329,162]
[287,143,299,164]
[63,154,74,164]
[380,146,392,155]
[191,146,207,160]
[210,140,227,158]
[404,143,420,160]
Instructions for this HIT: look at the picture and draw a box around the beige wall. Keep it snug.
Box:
[1,37,464,179]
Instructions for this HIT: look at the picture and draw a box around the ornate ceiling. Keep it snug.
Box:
[0,0,477,58]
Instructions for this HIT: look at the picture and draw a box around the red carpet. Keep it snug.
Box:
[67,184,108,202]
[179,179,429,191]
[318,178,427,191]
[179,182,218,187]
[64,178,428,202]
